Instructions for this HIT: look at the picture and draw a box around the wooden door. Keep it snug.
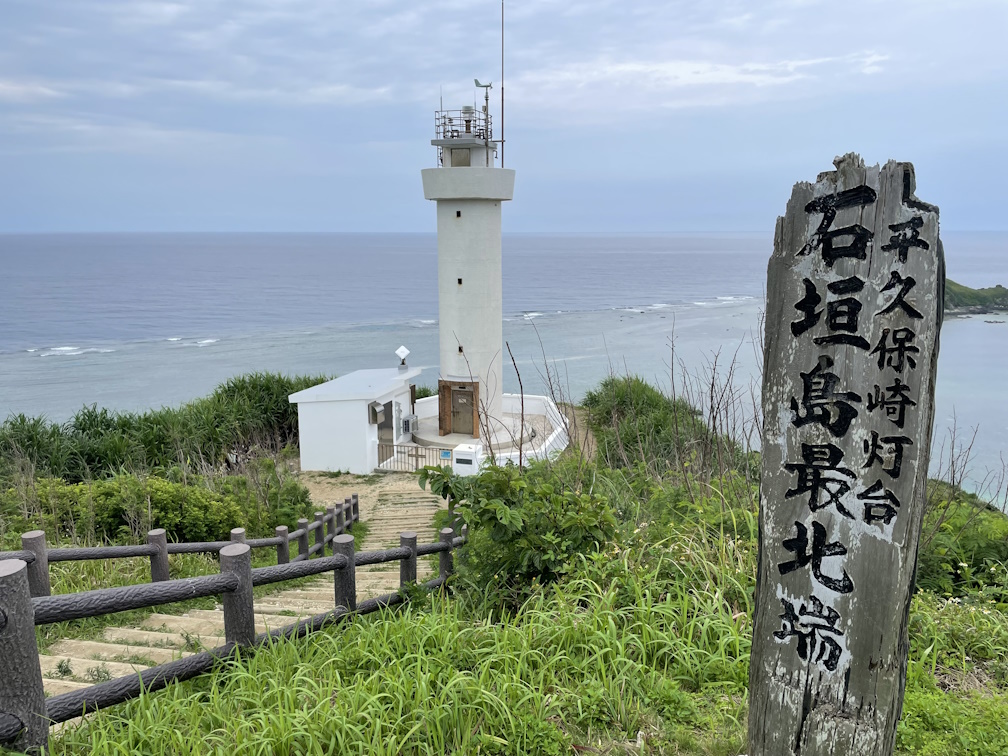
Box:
[451,388,474,436]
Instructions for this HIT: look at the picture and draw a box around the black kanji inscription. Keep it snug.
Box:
[792,277,871,349]
[791,355,862,437]
[858,480,901,525]
[878,271,923,319]
[774,595,844,671]
[799,186,878,267]
[866,379,917,429]
[870,327,919,372]
[791,279,822,337]
[785,443,857,518]
[863,432,912,478]
[778,520,854,594]
[881,216,930,263]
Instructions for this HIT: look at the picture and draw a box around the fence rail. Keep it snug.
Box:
[0,495,466,753]
[377,443,453,472]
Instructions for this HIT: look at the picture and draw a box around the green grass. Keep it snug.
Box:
[7,375,1008,755]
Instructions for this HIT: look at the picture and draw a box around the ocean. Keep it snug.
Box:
[1,231,1006,497]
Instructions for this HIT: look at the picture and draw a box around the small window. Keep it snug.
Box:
[457,278,462,285]
[456,210,461,218]
[450,148,471,167]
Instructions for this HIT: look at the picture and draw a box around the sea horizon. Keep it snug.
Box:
[1,230,1006,500]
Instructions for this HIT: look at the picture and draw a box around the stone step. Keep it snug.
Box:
[39,655,148,683]
[184,609,298,627]
[141,613,227,637]
[253,600,335,615]
[48,639,190,666]
[103,627,188,649]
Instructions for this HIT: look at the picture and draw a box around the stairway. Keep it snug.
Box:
[38,485,448,698]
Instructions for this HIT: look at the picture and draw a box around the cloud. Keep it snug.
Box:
[0,112,284,155]
[508,51,890,115]
[0,79,65,103]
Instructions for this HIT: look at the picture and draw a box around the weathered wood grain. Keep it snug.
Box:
[0,560,47,752]
[748,154,943,755]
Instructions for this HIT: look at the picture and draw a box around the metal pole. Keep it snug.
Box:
[400,532,417,587]
[275,526,289,565]
[20,531,49,599]
[0,560,47,753]
[147,529,169,583]
[501,0,505,167]
[333,534,356,612]
[220,544,254,647]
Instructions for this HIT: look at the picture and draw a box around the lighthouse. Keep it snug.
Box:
[290,80,567,475]
[421,84,514,440]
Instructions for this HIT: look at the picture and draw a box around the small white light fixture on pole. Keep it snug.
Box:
[396,345,410,370]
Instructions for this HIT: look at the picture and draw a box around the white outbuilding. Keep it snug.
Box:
[289,366,421,474]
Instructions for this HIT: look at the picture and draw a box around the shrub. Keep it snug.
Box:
[582,375,748,478]
[421,462,617,604]
[0,372,329,483]
[0,469,313,547]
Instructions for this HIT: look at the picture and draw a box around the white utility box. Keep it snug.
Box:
[452,442,484,477]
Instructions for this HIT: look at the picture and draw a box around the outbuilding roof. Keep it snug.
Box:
[288,367,423,404]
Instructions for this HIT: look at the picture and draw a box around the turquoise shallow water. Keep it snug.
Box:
[0,231,1005,498]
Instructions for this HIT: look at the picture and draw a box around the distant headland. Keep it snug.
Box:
[945,278,1008,315]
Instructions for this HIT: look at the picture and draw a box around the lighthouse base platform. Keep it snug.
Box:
[376,393,570,474]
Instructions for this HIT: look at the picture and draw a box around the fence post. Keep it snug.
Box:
[400,531,417,587]
[336,501,345,534]
[20,531,49,599]
[352,494,360,526]
[297,519,309,560]
[275,526,289,565]
[230,528,246,544]
[0,560,48,753]
[333,534,356,612]
[439,528,454,581]
[147,529,169,583]
[220,544,254,647]
[325,506,336,546]
[313,512,325,556]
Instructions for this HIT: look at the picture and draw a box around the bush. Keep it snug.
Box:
[0,372,329,483]
[421,462,617,605]
[0,468,313,546]
[582,375,749,478]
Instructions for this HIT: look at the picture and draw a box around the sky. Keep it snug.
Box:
[0,0,1005,233]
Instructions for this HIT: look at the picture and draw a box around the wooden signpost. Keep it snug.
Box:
[749,154,944,755]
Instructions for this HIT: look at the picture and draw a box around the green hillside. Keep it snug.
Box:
[945,278,1008,311]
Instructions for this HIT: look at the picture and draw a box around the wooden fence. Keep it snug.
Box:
[0,494,466,753]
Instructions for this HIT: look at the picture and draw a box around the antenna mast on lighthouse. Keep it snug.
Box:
[500,0,505,167]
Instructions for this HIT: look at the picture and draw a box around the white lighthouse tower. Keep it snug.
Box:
[421,84,514,440]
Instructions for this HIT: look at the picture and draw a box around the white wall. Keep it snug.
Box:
[435,197,504,424]
[297,400,377,475]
